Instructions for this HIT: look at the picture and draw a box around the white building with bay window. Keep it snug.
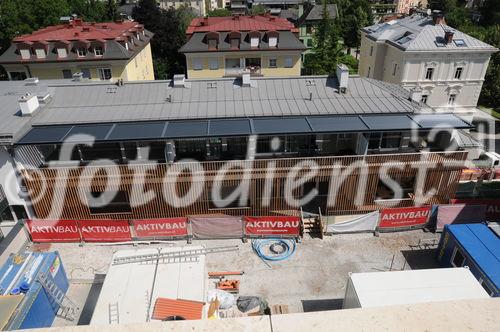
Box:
[359,12,497,121]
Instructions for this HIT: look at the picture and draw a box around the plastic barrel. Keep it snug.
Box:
[10,287,21,295]
[20,281,30,293]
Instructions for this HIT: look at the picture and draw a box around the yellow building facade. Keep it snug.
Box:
[0,20,155,82]
[185,52,302,79]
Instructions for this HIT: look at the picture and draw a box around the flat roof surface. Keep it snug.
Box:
[447,224,500,290]
[90,246,206,325]
[349,267,489,308]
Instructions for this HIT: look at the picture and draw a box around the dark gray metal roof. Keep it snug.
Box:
[16,113,473,145]
[28,75,429,126]
[363,14,497,52]
[303,4,338,21]
[179,31,306,53]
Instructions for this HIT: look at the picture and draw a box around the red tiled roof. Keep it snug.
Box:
[13,20,143,43]
[186,15,298,35]
[152,298,204,321]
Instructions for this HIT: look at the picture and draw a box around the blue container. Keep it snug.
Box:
[0,251,69,330]
[437,223,499,297]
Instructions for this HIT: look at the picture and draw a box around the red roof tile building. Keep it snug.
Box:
[0,18,154,81]
[179,15,306,79]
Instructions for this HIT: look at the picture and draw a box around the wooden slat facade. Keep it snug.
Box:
[20,151,467,219]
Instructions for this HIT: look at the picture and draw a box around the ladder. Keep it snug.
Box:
[112,245,239,265]
[37,272,78,321]
[108,302,120,324]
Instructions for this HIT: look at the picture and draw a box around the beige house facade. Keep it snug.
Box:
[359,13,497,121]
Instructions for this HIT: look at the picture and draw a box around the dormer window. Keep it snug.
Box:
[77,47,87,57]
[20,49,30,60]
[269,36,278,47]
[57,48,68,58]
[228,31,241,49]
[250,36,259,48]
[35,48,46,59]
[248,31,260,48]
[206,32,219,50]
[94,46,103,56]
[266,31,279,48]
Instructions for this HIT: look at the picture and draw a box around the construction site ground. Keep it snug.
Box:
[39,230,442,327]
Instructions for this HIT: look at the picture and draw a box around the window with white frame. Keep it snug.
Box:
[454,67,463,79]
[94,46,104,56]
[284,56,293,68]
[57,48,67,58]
[367,66,371,77]
[192,58,203,70]
[269,57,277,68]
[448,94,456,106]
[421,95,428,104]
[98,68,112,80]
[250,36,259,48]
[269,36,278,47]
[20,49,30,59]
[369,46,373,56]
[392,63,398,76]
[35,48,46,59]
[77,47,87,57]
[425,67,434,80]
[209,58,219,70]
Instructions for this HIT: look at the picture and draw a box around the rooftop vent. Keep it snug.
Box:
[432,10,445,25]
[173,74,186,88]
[444,29,454,44]
[24,77,39,86]
[72,72,83,81]
[336,64,349,93]
[242,73,251,87]
[19,93,40,116]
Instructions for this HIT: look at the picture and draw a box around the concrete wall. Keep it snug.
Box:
[24,298,500,332]
[185,52,302,79]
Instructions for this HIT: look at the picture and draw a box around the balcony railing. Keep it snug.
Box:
[224,66,262,77]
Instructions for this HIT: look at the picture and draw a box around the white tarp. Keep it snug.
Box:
[326,211,379,233]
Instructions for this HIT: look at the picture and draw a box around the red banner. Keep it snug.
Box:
[450,199,500,220]
[78,219,131,242]
[25,219,81,243]
[378,206,431,229]
[244,216,301,236]
[132,218,188,238]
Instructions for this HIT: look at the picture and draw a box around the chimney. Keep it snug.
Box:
[409,87,422,103]
[336,64,349,93]
[242,73,251,87]
[444,29,454,44]
[19,93,40,116]
[173,74,186,88]
[432,10,444,25]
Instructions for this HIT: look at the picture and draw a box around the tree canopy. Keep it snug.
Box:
[133,0,194,79]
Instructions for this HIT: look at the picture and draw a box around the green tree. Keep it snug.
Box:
[249,5,267,15]
[207,8,232,17]
[304,0,343,75]
[478,25,500,111]
[340,0,372,53]
[67,0,107,22]
[105,0,119,21]
[133,0,193,79]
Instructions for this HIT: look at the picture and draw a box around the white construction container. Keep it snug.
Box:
[343,267,489,309]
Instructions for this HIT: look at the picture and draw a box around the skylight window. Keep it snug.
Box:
[454,39,466,47]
